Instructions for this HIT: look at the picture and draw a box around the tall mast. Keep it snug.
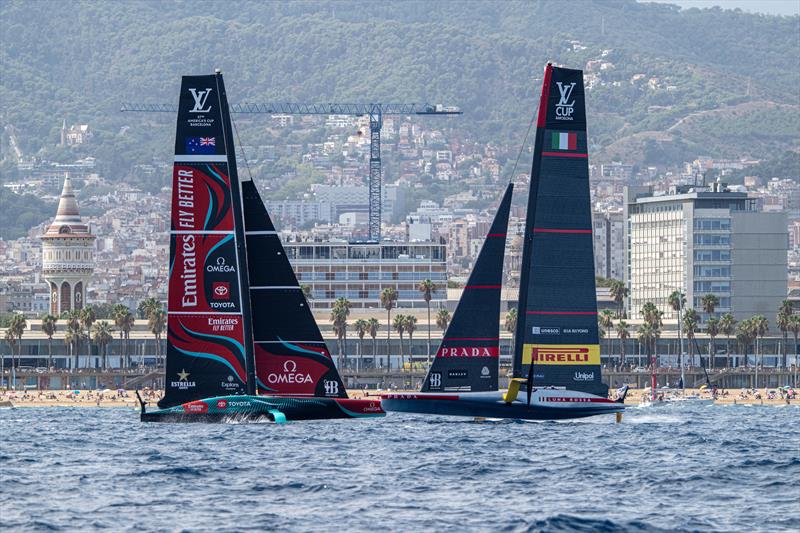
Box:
[215,71,257,395]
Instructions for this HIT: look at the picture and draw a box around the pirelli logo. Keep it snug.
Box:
[522,344,600,365]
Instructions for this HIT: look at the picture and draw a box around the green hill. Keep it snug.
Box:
[1,0,798,181]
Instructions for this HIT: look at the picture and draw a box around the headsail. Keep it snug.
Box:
[420,183,513,393]
[161,74,256,408]
[512,64,607,398]
[242,180,347,398]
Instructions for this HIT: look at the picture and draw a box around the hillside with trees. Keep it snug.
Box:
[1,0,798,182]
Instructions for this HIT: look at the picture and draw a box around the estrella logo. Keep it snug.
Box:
[521,344,600,365]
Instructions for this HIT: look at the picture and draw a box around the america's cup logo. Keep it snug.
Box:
[555,82,576,120]
[189,88,212,113]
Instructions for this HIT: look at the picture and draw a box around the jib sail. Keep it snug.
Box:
[512,64,607,397]
[421,183,513,393]
[242,179,347,399]
[161,73,256,408]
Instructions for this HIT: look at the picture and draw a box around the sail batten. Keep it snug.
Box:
[512,64,607,398]
[420,183,513,393]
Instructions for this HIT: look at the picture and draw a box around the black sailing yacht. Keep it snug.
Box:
[139,71,384,422]
[382,64,626,420]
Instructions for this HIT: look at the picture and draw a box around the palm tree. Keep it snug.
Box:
[598,309,614,364]
[637,323,656,369]
[404,315,418,368]
[9,314,27,371]
[417,279,437,364]
[777,300,792,368]
[437,308,452,333]
[112,305,135,368]
[668,290,685,368]
[80,306,97,365]
[719,313,736,368]
[706,317,719,369]
[788,314,800,385]
[736,319,755,368]
[148,309,166,366]
[701,293,719,318]
[393,314,406,370]
[4,329,15,389]
[353,319,368,370]
[331,297,351,368]
[137,297,161,320]
[367,318,380,367]
[300,284,313,302]
[752,315,768,368]
[380,288,398,370]
[63,310,82,368]
[682,309,699,367]
[41,314,58,370]
[91,321,115,370]
[504,308,517,359]
[609,279,628,318]
[616,320,630,368]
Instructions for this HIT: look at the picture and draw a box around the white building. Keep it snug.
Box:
[624,183,787,321]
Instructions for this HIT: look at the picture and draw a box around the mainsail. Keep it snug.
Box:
[420,183,513,393]
[242,180,348,398]
[512,64,607,398]
[161,74,256,408]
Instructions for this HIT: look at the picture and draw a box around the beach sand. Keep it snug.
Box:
[0,388,793,408]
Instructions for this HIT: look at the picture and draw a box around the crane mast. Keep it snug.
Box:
[122,101,461,240]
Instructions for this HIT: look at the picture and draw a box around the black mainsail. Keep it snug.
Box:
[511,64,607,398]
[242,180,348,398]
[420,183,513,393]
[161,73,255,408]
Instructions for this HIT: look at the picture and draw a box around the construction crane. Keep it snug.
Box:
[121,101,462,240]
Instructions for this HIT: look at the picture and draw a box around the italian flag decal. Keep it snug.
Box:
[551,132,577,150]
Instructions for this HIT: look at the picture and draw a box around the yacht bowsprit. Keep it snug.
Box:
[382,63,626,420]
[139,71,384,422]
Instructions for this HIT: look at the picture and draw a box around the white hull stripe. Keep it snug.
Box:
[254,340,324,344]
[167,311,243,316]
[170,230,233,235]
[250,286,301,290]
[175,155,227,163]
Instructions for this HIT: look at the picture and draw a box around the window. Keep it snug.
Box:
[694,234,729,246]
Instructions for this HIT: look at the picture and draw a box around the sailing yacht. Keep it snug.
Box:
[138,71,384,422]
[382,63,626,420]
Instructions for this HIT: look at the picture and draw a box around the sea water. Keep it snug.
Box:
[1,403,798,532]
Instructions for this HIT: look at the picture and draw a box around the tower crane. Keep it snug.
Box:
[121,101,462,240]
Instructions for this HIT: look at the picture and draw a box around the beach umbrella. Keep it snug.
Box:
[73,390,80,395]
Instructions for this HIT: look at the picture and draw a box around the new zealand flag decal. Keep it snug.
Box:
[186,137,216,154]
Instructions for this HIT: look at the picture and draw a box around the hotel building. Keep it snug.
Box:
[624,183,787,321]
[283,240,447,309]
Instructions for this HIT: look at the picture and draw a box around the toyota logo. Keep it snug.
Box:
[214,285,228,296]
[283,360,297,373]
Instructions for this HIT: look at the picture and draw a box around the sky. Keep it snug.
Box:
[643,0,800,16]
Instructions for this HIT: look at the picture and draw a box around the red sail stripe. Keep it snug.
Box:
[541,151,588,158]
[526,310,597,315]
[533,228,592,234]
[536,64,553,127]
[464,285,502,289]
[487,233,507,237]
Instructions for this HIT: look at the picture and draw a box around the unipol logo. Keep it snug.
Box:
[324,380,339,396]
[555,81,576,120]
[429,372,442,389]
[189,88,212,113]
